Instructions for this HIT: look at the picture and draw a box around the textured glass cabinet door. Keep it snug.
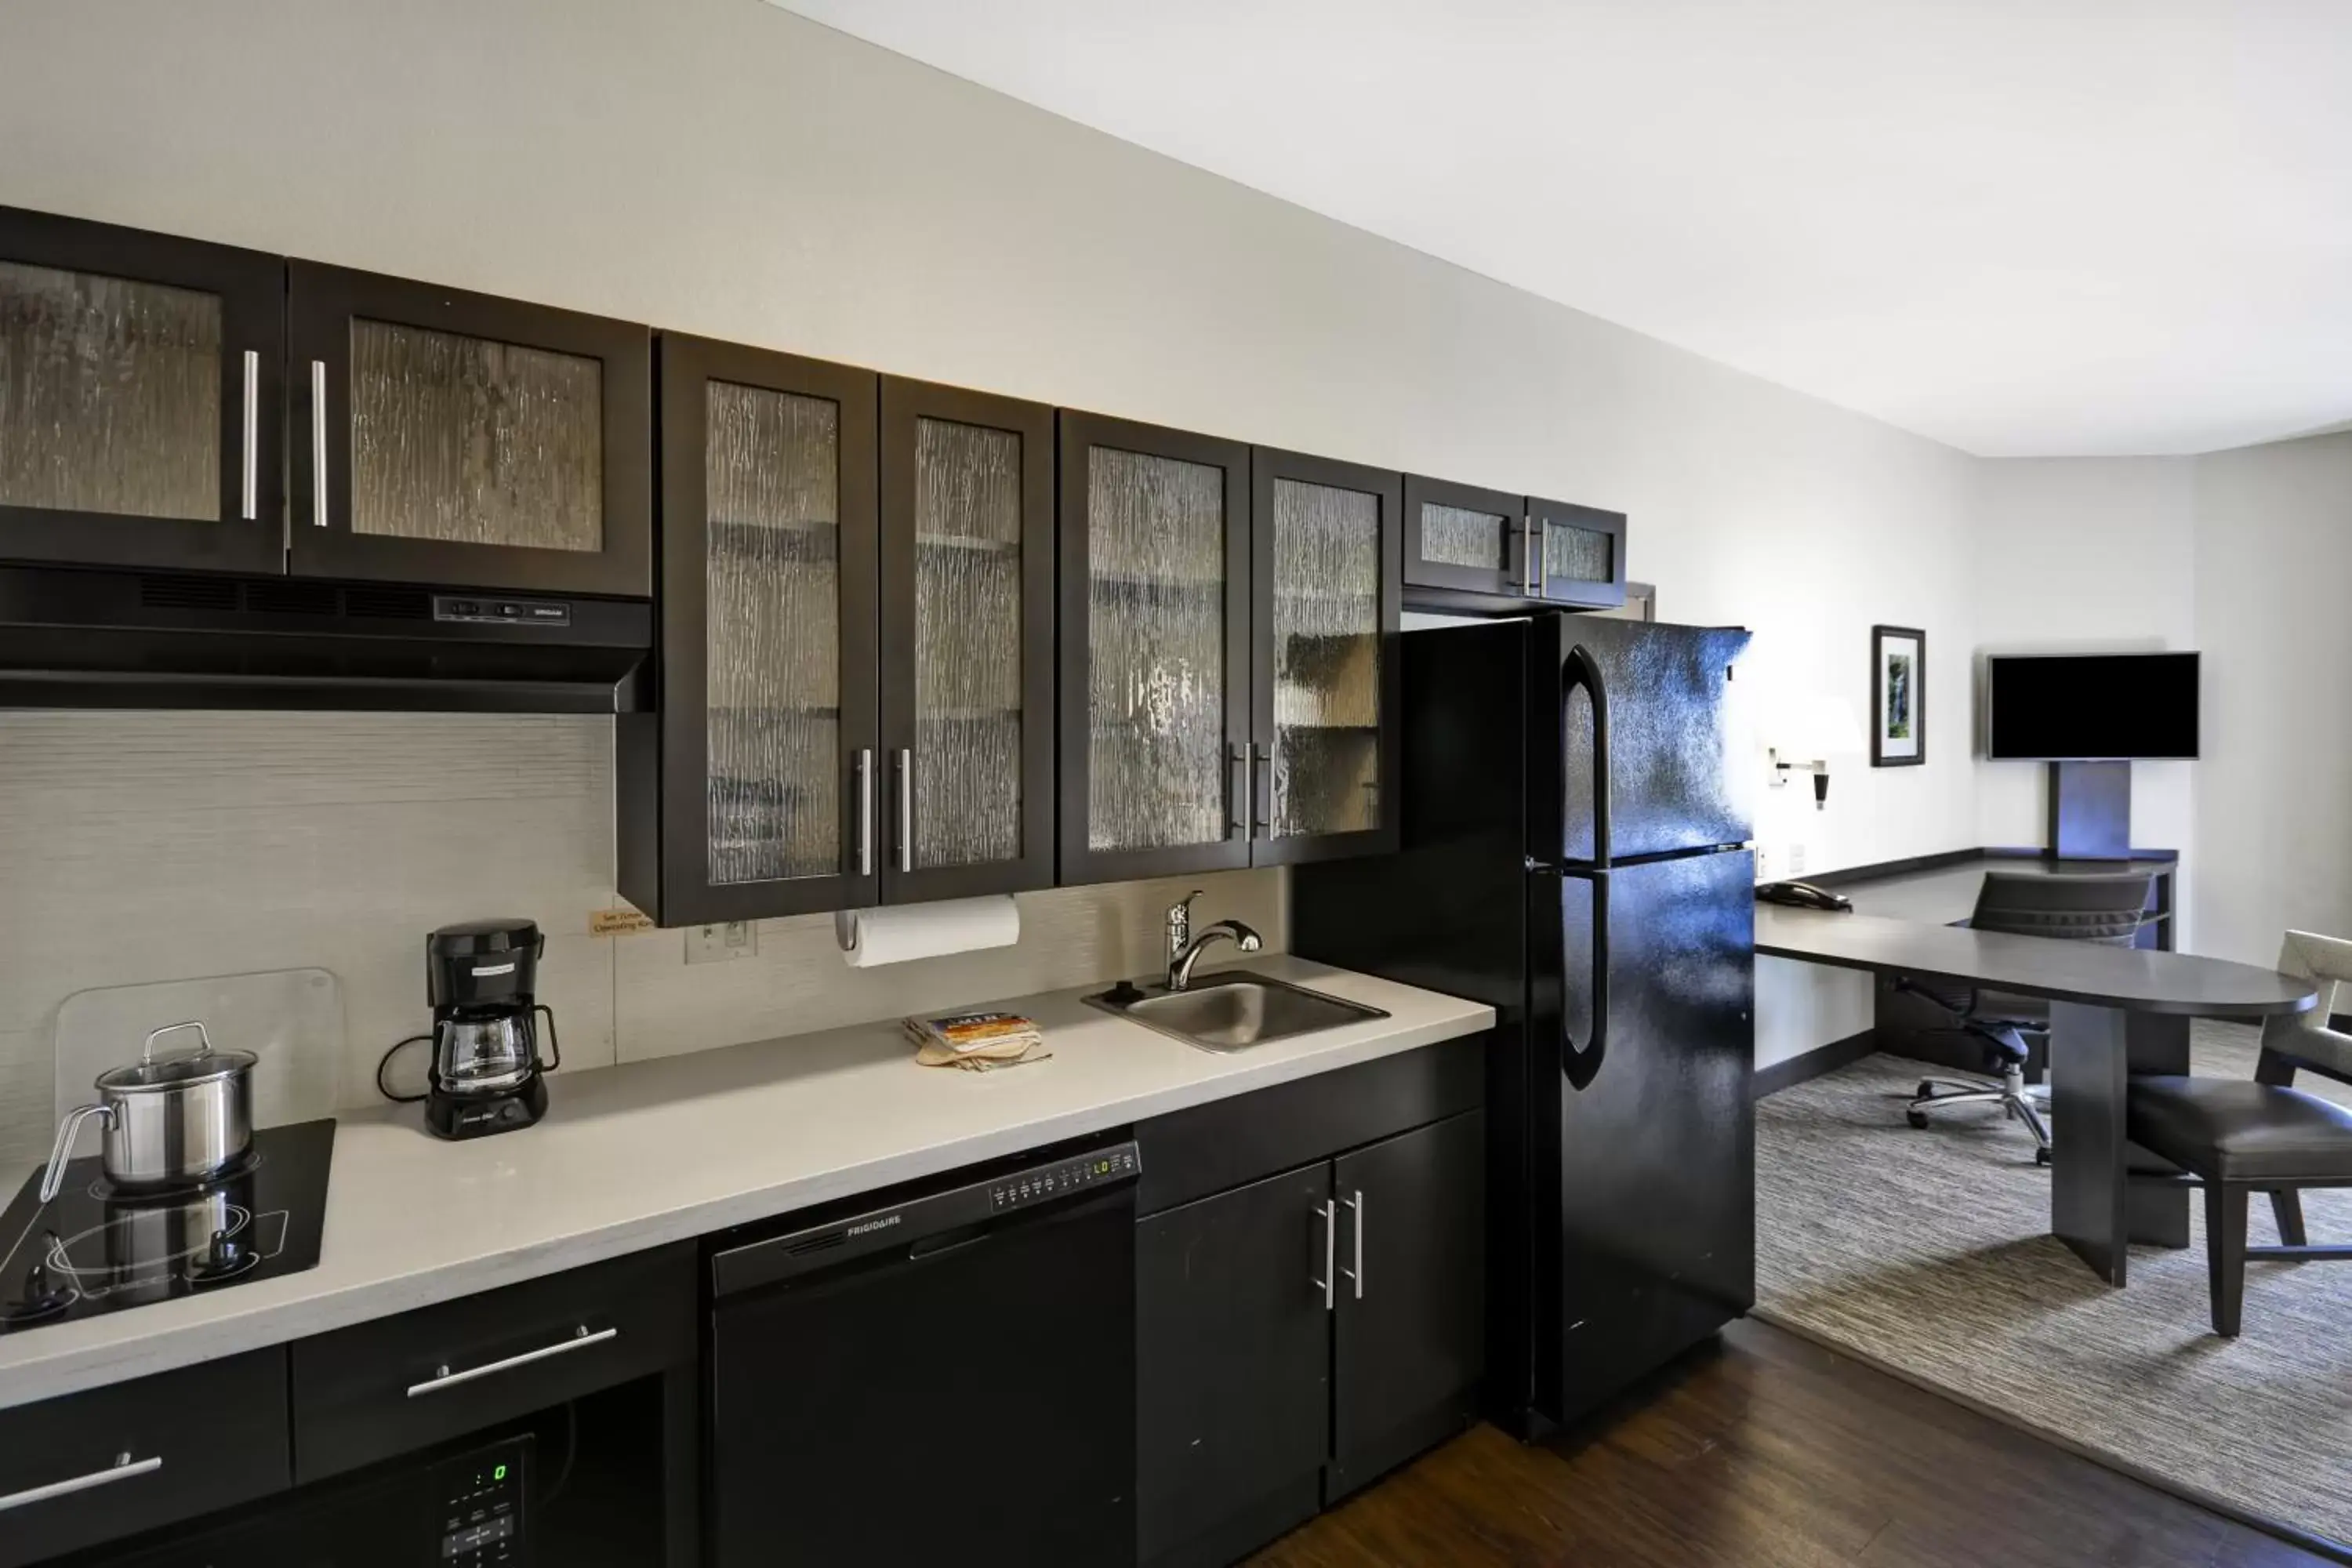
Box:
[347,318,604,552]
[1269,480,1381,837]
[0,207,283,573]
[1251,449,1400,864]
[1058,413,1251,883]
[287,261,651,597]
[1401,474,1525,597]
[878,379,1055,900]
[706,379,844,887]
[1530,496,1628,610]
[622,336,877,926]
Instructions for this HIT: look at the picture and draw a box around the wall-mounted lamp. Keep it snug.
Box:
[1766,695,1866,810]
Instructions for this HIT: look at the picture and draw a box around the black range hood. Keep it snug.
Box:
[0,564,653,713]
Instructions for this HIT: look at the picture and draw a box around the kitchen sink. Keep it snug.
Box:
[1083,971,1389,1052]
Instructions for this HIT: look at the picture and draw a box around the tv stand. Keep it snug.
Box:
[2048,760,2131,860]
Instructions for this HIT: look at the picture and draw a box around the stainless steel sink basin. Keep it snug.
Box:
[1084,971,1389,1052]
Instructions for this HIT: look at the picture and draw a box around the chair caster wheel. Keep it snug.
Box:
[1906,1110,1930,1130]
[2034,1146,2053,1166]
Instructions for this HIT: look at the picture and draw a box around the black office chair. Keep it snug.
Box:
[1902,871,2156,1160]
[2126,929,2352,1335]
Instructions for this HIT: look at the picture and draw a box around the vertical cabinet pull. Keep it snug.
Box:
[308,359,330,528]
[1341,1189,1365,1299]
[1523,517,1544,596]
[1229,742,1253,841]
[1252,742,1273,837]
[895,749,913,873]
[853,749,875,877]
[239,350,260,521]
[1312,1199,1337,1310]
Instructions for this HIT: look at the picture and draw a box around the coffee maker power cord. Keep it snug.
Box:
[375,1035,434,1104]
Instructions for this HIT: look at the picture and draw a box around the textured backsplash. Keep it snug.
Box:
[0,710,1286,1179]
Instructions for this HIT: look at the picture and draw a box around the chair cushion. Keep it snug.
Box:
[2126,1076,2352,1181]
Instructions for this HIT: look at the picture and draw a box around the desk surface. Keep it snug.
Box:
[1827,852,2176,927]
[1755,906,2316,1018]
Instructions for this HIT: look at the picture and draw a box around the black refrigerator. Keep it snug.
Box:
[1294,611,1755,1438]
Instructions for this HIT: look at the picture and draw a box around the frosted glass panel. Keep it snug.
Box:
[349,318,602,551]
[0,260,220,520]
[705,380,840,885]
[1087,446,1226,852]
[1544,519,1614,584]
[914,417,1022,869]
[1271,479,1381,839]
[1420,502,1509,571]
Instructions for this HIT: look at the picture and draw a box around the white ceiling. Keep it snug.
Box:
[774,0,2352,457]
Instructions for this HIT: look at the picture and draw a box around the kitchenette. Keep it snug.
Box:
[0,195,1753,1568]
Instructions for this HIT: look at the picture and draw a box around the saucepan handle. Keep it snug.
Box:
[41,1103,114,1203]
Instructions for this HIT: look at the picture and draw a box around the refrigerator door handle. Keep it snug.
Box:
[1563,643,1610,1089]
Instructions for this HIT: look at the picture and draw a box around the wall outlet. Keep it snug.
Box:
[685,921,758,964]
[1755,844,1773,881]
[1788,843,1809,877]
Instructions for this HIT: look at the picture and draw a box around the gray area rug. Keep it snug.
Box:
[1757,1023,2352,1552]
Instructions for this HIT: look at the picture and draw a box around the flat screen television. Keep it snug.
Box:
[1985,652,2200,760]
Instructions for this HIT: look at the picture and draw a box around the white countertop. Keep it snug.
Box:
[0,956,1490,1411]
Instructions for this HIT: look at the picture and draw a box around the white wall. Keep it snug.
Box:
[0,0,2000,1087]
[2191,432,2352,964]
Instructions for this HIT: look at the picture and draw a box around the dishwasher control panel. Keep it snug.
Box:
[989,1145,1138,1212]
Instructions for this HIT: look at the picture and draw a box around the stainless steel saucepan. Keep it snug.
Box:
[40,1021,258,1202]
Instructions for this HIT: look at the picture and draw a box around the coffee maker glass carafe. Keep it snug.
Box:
[435,1011,540,1094]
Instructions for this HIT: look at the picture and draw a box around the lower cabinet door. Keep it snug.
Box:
[1136,1163,1332,1568]
[1329,1108,1486,1499]
[0,1348,289,1567]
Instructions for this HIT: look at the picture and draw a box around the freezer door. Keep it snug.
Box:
[1541,615,1751,864]
[1528,847,1754,1427]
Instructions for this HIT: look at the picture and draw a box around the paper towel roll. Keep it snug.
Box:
[836,895,1021,968]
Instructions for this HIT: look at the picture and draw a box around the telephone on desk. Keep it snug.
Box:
[1756,880,1853,913]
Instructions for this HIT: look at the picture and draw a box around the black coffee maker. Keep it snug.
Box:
[426,920,561,1140]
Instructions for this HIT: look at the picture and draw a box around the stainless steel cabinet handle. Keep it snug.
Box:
[309,359,329,528]
[854,749,875,877]
[1523,517,1543,596]
[0,1452,162,1513]
[239,350,259,521]
[406,1324,617,1398]
[1252,742,1272,836]
[1341,1189,1365,1299]
[896,748,913,873]
[1312,1199,1337,1310]
[1229,742,1252,840]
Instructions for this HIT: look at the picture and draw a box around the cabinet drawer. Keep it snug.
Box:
[0,1348,289,1567]
[291,1243,694,1483]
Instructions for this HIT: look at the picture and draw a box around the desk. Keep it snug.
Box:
[1757,906,2317,1285]
[1820,850,2177,948]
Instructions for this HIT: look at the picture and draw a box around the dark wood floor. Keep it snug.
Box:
[1250,1318,2338,1568]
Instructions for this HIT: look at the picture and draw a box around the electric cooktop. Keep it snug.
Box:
[0,1119,333,1334]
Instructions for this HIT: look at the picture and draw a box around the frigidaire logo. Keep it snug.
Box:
[847,1214,902,1237]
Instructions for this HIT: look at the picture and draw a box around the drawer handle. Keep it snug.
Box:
[0,1452,162,1513]
[405,1324,618,1398]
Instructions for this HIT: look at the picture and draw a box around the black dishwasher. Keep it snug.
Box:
[707,1139,1140,1567]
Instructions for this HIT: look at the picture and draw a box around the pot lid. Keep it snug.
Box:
[96,1048,256,1093]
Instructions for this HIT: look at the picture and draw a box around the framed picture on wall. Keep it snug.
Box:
[1871,626,1925,766]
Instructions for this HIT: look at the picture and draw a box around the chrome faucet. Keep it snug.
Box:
[1165,889,1262,991]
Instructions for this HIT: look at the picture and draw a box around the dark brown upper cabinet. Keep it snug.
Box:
[288,262,651,597]
[620,336,880,926]
[0,206,285,575]
[1249,447,1402,866]
[878,376,1058,904]
[1058,412,1254,887]
[1403,475,1626,612]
